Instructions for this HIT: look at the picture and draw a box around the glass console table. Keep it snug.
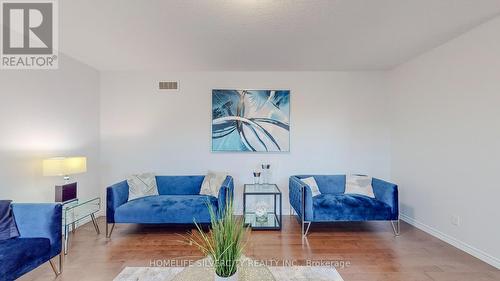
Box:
[243,184,282,230]
[62,197,101,254]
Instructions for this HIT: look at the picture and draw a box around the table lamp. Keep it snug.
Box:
[43,157,87,202]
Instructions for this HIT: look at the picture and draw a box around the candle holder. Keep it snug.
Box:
[253,172,261,185]
[261,164,271,184]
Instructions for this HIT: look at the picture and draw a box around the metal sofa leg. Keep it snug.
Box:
[302,221,312,239]
[49,253,63,276]
[59,252,63,274]
[391,220,400,236]
[300,185,312,240]
[106,223,115,238]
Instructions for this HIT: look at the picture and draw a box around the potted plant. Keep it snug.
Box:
[185,198,249,281]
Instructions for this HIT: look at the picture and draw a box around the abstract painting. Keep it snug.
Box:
[212,89,290,152]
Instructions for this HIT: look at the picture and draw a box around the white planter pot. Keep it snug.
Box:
[215,270,238,281]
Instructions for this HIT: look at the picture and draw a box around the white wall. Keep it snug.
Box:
[0,54,101,203]
[100,71,391,213]
[390,17,500,267]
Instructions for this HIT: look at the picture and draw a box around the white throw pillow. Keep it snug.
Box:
[200,171,229,198]
[345,175,375,198]
[127,173,159,201]
[301,177,321,197]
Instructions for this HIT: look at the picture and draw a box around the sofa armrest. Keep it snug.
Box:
[12,203,62,258]
[372,178,399,220]
[218,176,234,215]
[289,176,313,221]
[106,180,129,223]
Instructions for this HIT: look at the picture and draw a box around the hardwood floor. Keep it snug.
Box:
[20,216,499,281]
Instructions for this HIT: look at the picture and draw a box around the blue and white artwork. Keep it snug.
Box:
[212,89,290,152]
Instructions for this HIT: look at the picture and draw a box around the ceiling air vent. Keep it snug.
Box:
[159,81,179,90]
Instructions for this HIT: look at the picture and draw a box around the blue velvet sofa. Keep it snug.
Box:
[106,175,234,237]
[0,203,62,280]
[289,175,399,238]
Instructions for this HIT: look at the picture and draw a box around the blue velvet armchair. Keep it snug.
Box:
[289,175,399,238]
[0,203,62,280]
[106,175,234,237]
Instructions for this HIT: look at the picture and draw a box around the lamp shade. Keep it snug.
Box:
[43,157,87,176]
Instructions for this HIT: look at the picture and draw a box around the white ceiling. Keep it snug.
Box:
[60,0,500,71]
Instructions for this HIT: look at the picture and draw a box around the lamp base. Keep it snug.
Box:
[55,182,77,202]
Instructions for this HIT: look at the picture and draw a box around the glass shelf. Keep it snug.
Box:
[244,212,280,229]
[244,184,280,194]
[63,198,100,227]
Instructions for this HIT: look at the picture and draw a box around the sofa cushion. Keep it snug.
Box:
[0,237,51,280]
[297,175,345,194]
[313,194,392,222]
[115,195,218,224]
[156,176,205,195]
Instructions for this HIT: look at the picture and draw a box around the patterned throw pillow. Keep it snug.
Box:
[301,177,321,197]
[127,173,159,201]
[200,171,228,198]
[345,175,375,198]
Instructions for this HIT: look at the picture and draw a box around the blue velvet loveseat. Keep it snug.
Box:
[106,175,234,237]
[289,175,399,238]
[0,203,62,280]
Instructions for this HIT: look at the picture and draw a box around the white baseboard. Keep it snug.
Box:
[400,213,500,269]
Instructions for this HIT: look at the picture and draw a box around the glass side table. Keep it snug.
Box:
[243,184,282,230]
[62,197,101,254]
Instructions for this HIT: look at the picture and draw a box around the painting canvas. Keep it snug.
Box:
[212,89,290,152]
